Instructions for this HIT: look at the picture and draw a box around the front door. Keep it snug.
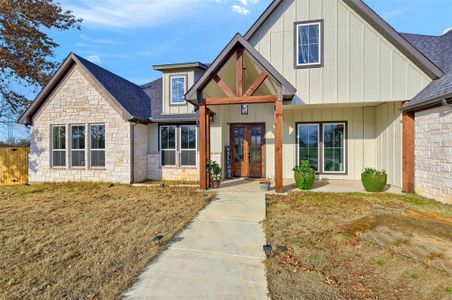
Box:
[230,123,265,178]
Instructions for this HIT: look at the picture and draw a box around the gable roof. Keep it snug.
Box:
[185,33,297,104]
[244,0,443,80]
[141,78,197,123]
[19,53,151,125]
[401,31,452,111]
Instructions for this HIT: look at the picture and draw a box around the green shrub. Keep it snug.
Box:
[362,167,386,176]
[206,160,222,181]
[292,160,315,175]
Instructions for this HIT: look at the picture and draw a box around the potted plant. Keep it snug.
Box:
[292,160,316,190]
[206,160,222,189]
[361,167,387,192]
[259,177,273,191]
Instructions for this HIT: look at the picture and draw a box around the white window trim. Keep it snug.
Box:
[179,125,198,167]
[296,123,320,172]
[51,125,66,168]
[169,75,187,105]
[160,125,177,167]
[322,122,346,174]
[70,124,86,168]
[89,123,106,169]
[296,21,322,67]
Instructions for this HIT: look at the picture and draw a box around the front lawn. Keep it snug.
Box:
[0,183,213,299]
[265,192,452,299]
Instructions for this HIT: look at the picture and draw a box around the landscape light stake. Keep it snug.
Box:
[263,244,272,258]
[153,235,164,246]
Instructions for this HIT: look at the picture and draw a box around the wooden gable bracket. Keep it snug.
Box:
[208,48,274,106]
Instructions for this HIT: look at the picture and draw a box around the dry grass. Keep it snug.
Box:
[265,192,452,300]
[0,183,213,300]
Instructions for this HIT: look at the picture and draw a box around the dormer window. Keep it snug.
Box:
[170,75,187,105]
[295,20,323,68]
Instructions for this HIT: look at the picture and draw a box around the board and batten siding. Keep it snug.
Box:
[248,0,431,104]
[283,103,402,186]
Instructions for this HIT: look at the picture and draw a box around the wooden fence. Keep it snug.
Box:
[0,147,29,186]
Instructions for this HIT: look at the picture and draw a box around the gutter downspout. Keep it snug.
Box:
[130,121,137,184]
[441,98,452,109]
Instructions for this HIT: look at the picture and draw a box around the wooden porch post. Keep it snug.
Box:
[402,110,415,193]
[206,108,211,188]
[275,100,283,193]
[199,103,208,190]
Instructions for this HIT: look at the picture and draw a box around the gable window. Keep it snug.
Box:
[297,122,346,174]
[90,124,105,167]
[52,125,66,167]
[180,125,197,166]
[295,20,323,68]
[170,75,186,105]
[70,125,85,167]
[160,126,176,166]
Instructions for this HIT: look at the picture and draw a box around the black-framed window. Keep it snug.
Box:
[170,76,186,105]
[180,125,197,166]
[90,124,105,167]
[52,125,66,167]
[70,125,85,167]
[297,122,346,174]
[160,126,176,166]
[295,20,323,68]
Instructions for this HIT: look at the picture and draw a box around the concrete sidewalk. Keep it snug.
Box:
[124,179,268,300]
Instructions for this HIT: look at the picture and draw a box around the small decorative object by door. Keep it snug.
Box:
[259,177,273,191]
[361,168,387,192]
[207,160,222,189]
[292,160,316,190]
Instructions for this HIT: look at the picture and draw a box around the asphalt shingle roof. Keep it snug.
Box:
[402,31,452,104]
[141,78,198,122]
[74,54,152,119]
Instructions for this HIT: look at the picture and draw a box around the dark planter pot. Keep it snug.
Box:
[361,173,387,192]
[212,180,221,189]
[259,182,271,191]
[294,171,315,190]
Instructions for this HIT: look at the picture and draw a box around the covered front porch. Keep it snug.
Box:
[186,34,296,193]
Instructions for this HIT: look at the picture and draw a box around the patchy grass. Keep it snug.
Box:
[0,183,214,299]
[265,192,452,300]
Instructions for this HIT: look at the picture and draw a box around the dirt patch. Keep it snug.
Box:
[265,192,452,299]
[0,183,214,299]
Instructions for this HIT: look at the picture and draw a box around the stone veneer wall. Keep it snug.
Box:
[29,65,132,183]
[147,152,199,181]
[414,106,452,204]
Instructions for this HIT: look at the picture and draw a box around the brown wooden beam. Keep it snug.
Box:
[402,110,415,193]
[274,100,283,193]
[244,72,268,97]
[236,49,243,97]
[205,95,277,106]
[206,108,211,189]
[199,104,208,190]
[214,75,236,98]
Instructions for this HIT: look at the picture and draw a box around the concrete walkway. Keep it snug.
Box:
[124,178,268,299]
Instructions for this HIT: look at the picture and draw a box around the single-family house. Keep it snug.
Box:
[19,0,451,204]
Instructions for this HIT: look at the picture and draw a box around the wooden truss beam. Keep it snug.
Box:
[244,71,268,97]
[205,95,277,106]
[214,75,236,98]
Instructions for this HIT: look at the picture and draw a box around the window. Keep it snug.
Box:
[90,124,105,167]
[160,126,176,166]
[295,20,323,67]
[170,75,186,105]
[297,122,346,173]
[70,125,85,167]
[180,125,197,166]
[323,123,345,173]
[52,125,66,167]
[297,124,319,171]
